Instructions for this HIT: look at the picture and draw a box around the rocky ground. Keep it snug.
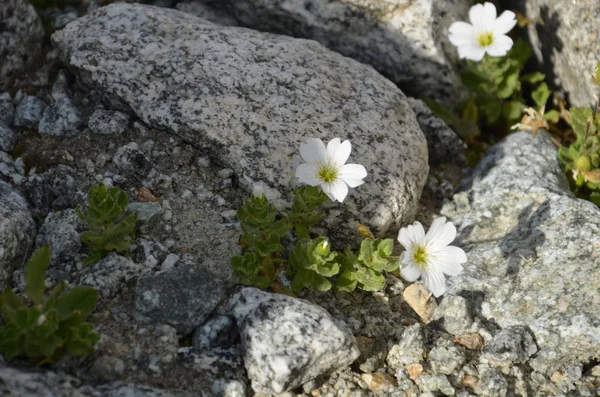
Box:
[1,0,599,396]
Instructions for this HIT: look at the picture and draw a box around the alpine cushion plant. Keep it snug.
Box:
[449,2,517,61]
[295,138,368,202]
[397,217,467,297]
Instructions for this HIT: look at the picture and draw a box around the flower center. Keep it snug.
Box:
[413,245,429,269]
[478,32,494,47]
[318,165,339,183]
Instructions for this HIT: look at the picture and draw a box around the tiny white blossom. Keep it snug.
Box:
[397,217,467,297]
[448,2,517,62]
[295,138,367,202]
[37,314,47,326]
[252,183,264,198]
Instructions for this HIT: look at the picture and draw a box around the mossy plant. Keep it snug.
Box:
[77,184,138,266]
[0,247,99,364]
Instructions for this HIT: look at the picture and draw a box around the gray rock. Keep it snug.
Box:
[0,0,45,90]
[159,253,179,272]
[0,93,15,125]
[522,0,600,107]
[441,131,600,374]
[0,181,36,291]
[186,0,469,104]
[386,324,425,369]
[484,325,538,364]
[408,97,466,166]
[113,144,154,179]
[0,361,180,397]
[127,202,164,222]
[192,315,236,350]
[474,369,508,397]
[134,264,225,334]
[415,374,455,396]
[35,209,83,267]
[228,287,359,394]
[52,3,429,244]
[88,109,130,135]
[432,295,472,336]
[39,97,86,137]
[13,95,46,130]
[428,343,466,375]
[0,121,17,152]
[175,2,239,26]
[76,254,151,299]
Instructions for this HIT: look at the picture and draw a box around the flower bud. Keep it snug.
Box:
[252,183,264,198]
[315,239,330,256]
[575,155,592,171]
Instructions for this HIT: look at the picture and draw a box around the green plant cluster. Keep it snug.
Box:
[77,184,138,266]
[0,247,99,363]
[232,186,398,293]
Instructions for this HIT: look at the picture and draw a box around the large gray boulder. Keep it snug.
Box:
[52,4,429,243]
[0,181,36,291]
[228,288,360,394]
[521,0,600,107]
[177,0,470,104]
[442,131,600,374]
[0,0,45,89]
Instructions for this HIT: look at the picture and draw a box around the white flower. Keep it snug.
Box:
[252,183,265,198]
[397,217,467,297]
[448,2,517,61]
[295,137,367,202]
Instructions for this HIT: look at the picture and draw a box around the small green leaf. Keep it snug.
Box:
[570,108,594,139]
[55,287,98,321]
[521,72,545,84]
[502,101,525,123]
[543,109,560,123]
[531,82,551,109]
[25,247,51,305]
[0,289,25,324]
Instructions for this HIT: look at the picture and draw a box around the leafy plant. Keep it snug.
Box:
[289,237,340,292]
[0,247,99,363]
[77,184,138,266]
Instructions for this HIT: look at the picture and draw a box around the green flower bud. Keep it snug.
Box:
[575,155,592,171]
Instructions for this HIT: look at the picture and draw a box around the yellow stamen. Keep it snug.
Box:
[413,245,429,269]
[478,32,494,47]
[318,165,338,183]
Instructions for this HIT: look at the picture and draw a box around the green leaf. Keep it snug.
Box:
[543,109,560,123]
[335,270,358,292]
[55,287,98,321]
[521,72,546,84]
[531,82,551,109]
[63,322,99,357]
[570,108,594,139]
[477,97,503,124]
[502,101,525,123]
[508,39,532,68]
[0,289,25,324]
[496,67,521,99]
[25,247,51,305]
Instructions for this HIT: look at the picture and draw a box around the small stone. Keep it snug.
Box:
[196,156,210,168]
[221,209,237,223]
[403,283,437,322]
[127,202,164,222]
[134,264,225,335]
[51,70,69,102]
[113,145,154,178]
[160,253,179,272]
[461,375,478,390]
[90,355,125,381]
[416,374,455,396]
[386,324,425,369]
[354,336,387,373]
[88,109,130,135]
[0,121,17,152]
[360,372,396,392]
[217,168,234,178]
[39,97,86,137]
[428,344,466,375]
[0,93,15,125]
[484,325,538,364]
[35,209,82,266]
[13,95,46,130]
[591,365,600,377]
[432,295,472,336]
[137,187,159,203]
[192,315,236,350]
[405,363,423,379]
[474,369,508,397]
[453,333,485,350]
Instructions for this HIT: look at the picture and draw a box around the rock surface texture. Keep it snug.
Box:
[0,181,36,291]
[522,0,600,107]
[178,0,470,104]
[442,131,600,374]
[0,0,45,89]
[52,3,429,244]
[228,288,360,394]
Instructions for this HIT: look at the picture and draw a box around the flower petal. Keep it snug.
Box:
[449,22,477,46]
[295,163,320,186]
[299,138,328,165]
[468,3,485,29]
[431,246,466,276]
[328,138,352,167]
[320,183,336,202]
[425,217,457,249]
[400,260,421,282]
[486,35,513,56]
[482,2,497,23]
[397,222,426,250]
[458,44,486,61]
[493,10,517,35]
[422,267,446,298]
[329,179,349,202]
[339,163,367,187]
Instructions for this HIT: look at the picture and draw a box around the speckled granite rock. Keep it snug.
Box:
[441,131,600,374]
[175,2,239,26]
[39,97,86,137]
[35,209,83,267]
[484,325,538,364]
[52,3,429,244]
[178,0,469,104]
[520,0,600,107]
[134,264,225,334]
[0,0,45,90]
[431,294,472,336]
[228,287,360,394]
[88,109,130,135]
[386,323,425,369]
[0,93,14,125]
[0,181,36,291]
[0,360,182,397]
[13,95,46,130]
[0,121,17,152]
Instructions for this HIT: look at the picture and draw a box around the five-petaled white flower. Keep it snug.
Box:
[295,138,367,202]
[397,217,467,297]
[448,2,517,62]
